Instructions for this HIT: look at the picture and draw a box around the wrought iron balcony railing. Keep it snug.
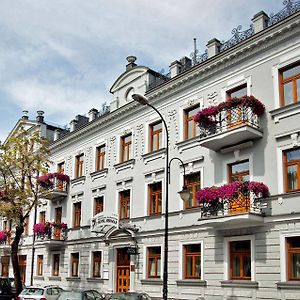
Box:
[199,105,260,138]
[35,224,67,242]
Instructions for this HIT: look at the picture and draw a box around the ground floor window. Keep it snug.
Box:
[37,255,43,276]
[1,256,9,277]
[230,240,251,280]
[147,247,161,278]
[92,251,102,278]
[184,244,201,279]
[71,253,79,277]
[52,254,60,276]
[287,236,300,280]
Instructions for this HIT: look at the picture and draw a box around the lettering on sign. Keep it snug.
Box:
[91,212,119,233]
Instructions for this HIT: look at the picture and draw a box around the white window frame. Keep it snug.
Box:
[224,235,255,281]
[143,245,163,280]
[179,240,204,280]
[280,230,300,282]
[221,75,252,101]
[89,250,103,278]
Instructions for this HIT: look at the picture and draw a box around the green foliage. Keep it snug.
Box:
[0,127,50,224]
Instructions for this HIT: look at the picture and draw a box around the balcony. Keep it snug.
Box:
[34,222,67,250]
[0,237,11,253]
[195,96,265,151]
[38,173,69,201]
[197,181,269,229]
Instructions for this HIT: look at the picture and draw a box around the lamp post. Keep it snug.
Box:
[132,94,190,300]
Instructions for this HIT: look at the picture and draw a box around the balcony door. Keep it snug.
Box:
[116,248,130,292]
[54,207,62,240]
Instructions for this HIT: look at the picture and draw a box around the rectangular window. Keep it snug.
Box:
[18,255,27,283]
[184,173,201,209]
[279,62,300,106]
[71,253,79,277]
[57,162,65,173]
[37,255,43,276]
[39,211,46,224]
[228,160,250,182]
[230,240,251,280]
[148,182,162,215]
[226,84,247,100]
[184,244,201,279]
[284,148,300,192]
[73,202,81,228]
[150,121,162,152]
[96,145,106,171]
[75,153,84,178]
[184,105,200,140]
[92,251,102,278]
[119,190,130,220]
[94,196,104,215]
[287,236,300,280]
[52,254,60,276]
[121,134,132,162]
[1,256,9,277]
[147,247,161,278]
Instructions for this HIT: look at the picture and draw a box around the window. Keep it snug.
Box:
[150,121,162,152]
[1,256,9,277]
[96,145,106,171]
[121,134,132,162]
[57,162,65,173]
[92,251,102,278]
[226,84,247,100]
[52,254,60,276]
[75,153,84,178]
[119,190,130,220]
[279,62,300,106]
[284,148,300,192]
[228,160,250,182]
[184,105,200,140]
[230,240,251,280]
[148,182,162,215]
[24,216,29,236]
[71,253,79,277]
[184,244,201,279]
[147,247,161,278]
[73,202,81,228]
[39,211,46,224]
[37,255,43,276]
[184,173,201,209]
[287,236,300,280]
[94,196,104,215]
[18,255,27,283]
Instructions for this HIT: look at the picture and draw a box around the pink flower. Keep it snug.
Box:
[196,187,220,204]
[0,230,7,242]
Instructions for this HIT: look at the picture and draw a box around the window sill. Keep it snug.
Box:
[70,176,86,187]
[114,159,135,173]
[176,279,207,287]
[140,279,163,285]
[49,276,61,281]
[270,101,300,123]
[277,281,300,289]
[86,277,107,283]
[142,148,166,164]
[220,280,258,288]
[90,169,108,181]
[176,136,201,153]
[66,276,81,281]
[33,276,44,280]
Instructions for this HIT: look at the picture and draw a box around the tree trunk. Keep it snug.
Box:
[11,225,24,295]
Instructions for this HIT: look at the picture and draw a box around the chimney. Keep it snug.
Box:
[36,110,45,123]
[206,38,221,58]
[179,56,192,70]
[88,108,98,122]
[54,129,61,141]
[22,110,29,120]
[70,119,78,132]
[169,60,182,78]
[126,55,137,71]
[252,11,269,33]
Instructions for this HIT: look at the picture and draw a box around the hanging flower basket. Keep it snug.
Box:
[37,173,70,189]
[0,230,8,244]
[33,222,51,239]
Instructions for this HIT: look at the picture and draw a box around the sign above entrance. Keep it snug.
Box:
[91,212,119,234]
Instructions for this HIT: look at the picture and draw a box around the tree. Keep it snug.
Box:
[0,128,49,294]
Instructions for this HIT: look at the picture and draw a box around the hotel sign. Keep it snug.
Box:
[91,212,119,233]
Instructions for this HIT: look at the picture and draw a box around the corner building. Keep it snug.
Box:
[1,3,300,300]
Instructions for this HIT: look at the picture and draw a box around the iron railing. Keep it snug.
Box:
[36,225,67,241]
[199,105,260,138]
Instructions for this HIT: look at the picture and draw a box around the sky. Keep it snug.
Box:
[0,0,284,142]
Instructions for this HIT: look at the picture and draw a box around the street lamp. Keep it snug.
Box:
[132,94,190,300]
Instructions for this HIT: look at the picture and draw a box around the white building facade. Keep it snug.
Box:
[1,3,300,300]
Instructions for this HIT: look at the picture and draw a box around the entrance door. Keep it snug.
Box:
[116,248,130,292]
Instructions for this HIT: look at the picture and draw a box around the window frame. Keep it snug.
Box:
[37,255,43,276]
[73,202,82,228]
[147,246,161,278]
[57,161,65,173]
[149,121,163,152]
[279,61,300,107]
[121,133,132,163]
[148,181,162,215]
[183,244,202,279]
[228,160,250,183]
[94,196,104,216]
[92,251,102,278]
[52,253,60,277]
[96,144,106,171]
[75,153,84,178]
[184,172,201,209]
[283,147,300,192]
[70,253,80,277]
[1,256,10,277]
[119,190,130,220]
[286,236,300,281]
[184,104,200,140]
